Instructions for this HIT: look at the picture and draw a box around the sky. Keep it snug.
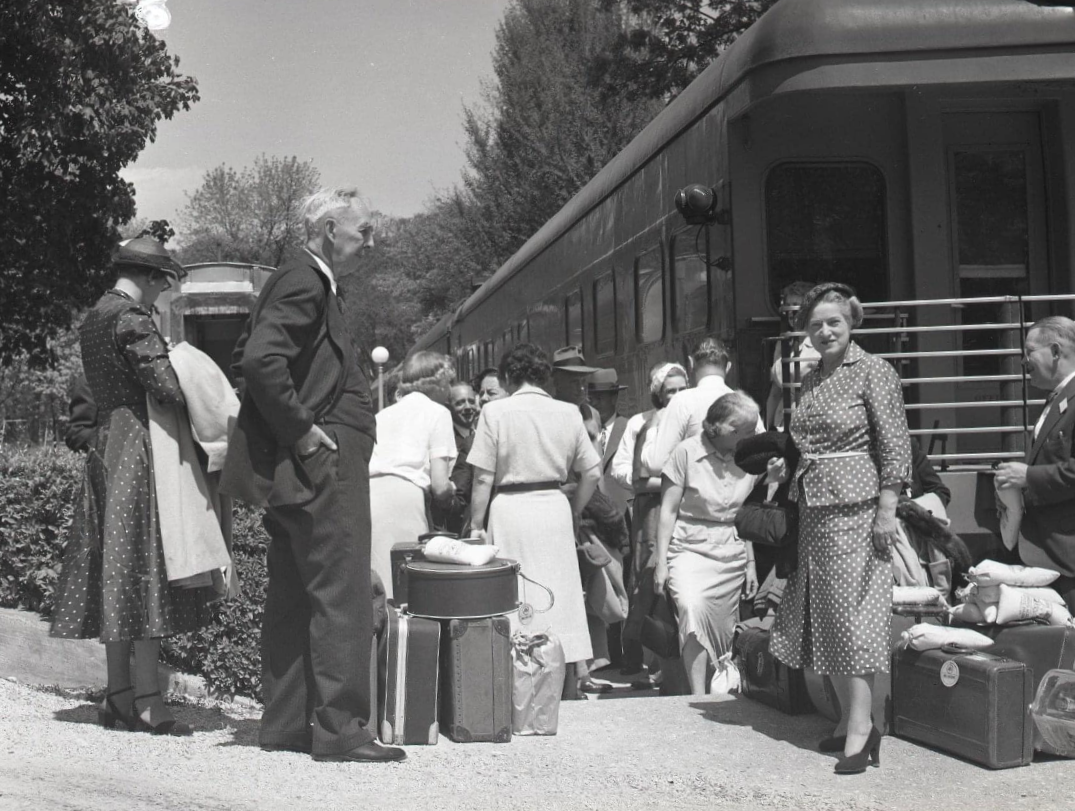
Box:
[121,0,513,232]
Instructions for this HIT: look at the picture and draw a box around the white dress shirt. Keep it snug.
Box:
[306,249,337,295]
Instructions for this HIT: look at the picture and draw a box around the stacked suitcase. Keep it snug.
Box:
[375,539,517,746]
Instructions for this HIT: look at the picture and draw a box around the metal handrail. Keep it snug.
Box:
[770,291,1075,469]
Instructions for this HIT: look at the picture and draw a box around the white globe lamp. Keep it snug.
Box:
[371,347,390,411]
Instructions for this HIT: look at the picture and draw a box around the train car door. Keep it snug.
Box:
[943,111,1049,455]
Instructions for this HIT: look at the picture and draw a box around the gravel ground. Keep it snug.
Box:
[0,677,1073,811]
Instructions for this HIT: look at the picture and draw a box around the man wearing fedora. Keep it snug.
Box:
[588,368,632,518]
[550,345,599,409]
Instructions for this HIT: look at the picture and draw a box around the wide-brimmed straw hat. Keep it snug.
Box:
[552,345,599,375]
[113,237,186,281]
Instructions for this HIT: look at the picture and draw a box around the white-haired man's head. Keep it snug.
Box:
[301,187,374,275]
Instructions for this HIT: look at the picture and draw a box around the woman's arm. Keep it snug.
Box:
[571,464,601,529]
[429,456,456,507]
[653,475,684,593]
[743,541,759,598]
[863,358,913,552]
[872,485,901,553]
[469,467,495,541]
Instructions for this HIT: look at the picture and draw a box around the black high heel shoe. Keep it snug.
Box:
[834,727,881,774]
[98,686,137,731]
[818,734,846,753]
[133,691,193,737]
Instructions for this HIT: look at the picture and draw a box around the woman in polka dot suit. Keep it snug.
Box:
[769,282,911,774]
[51,238,211,737]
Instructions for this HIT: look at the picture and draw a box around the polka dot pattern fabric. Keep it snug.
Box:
[769,341,911,676]
[51,291,211,643]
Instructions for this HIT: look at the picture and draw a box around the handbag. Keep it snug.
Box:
[735,480,798,548]
[640,590,680,659]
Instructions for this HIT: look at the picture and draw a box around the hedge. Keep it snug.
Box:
[0,444,268,699]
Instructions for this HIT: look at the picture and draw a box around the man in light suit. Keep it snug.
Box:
[588,368,631,518]
[997,315,1075,612]
[221,187,404,762]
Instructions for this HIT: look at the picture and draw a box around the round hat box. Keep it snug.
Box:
[404,558,520,619]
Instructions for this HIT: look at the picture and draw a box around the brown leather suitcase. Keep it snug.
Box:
[440,617,513,743]
[378,608,441,745]
[735,620,814,715]
[892,646,1033,769]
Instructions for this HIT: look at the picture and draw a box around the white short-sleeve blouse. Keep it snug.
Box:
[369,391,457,490]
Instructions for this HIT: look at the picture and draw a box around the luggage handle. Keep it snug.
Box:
[518,571,555,614]
[940,643,997,658]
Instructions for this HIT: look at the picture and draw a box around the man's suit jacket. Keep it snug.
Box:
[1021,374,1075,577]
[220,251,372,508]
[598,414,631,516]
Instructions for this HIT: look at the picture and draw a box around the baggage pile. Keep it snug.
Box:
[375,533,563,746]
[732,559,1075,768]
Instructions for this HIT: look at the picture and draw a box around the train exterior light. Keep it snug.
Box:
[674,184,718,225]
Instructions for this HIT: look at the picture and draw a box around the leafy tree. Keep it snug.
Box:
[600,0,781,100]
[0,0,199,364]
[456,0,663,272]
[178,155,320,267]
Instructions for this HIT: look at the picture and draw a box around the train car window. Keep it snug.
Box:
[502,328,512,355]
[565,289,584,348]
[765,163,887,306]
[593,271,616,356]
[671,230,709,333]
[517,319,529,343]
[485,340,494,369]
[635,246,665,344]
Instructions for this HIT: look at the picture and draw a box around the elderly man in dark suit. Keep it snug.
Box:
[996,315,1075,612]
[221,187,404,763]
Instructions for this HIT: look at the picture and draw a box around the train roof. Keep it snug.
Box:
[442,0,1075,334]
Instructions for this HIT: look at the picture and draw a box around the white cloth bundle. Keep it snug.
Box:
[900,623,994,651]
[967,560,1060,588]
[993,584,1073,626]
[423,535,499,566]
[168,342,240,473]
[995,481,1024,552]
[893,585,944,605]
[950,581,1070,626]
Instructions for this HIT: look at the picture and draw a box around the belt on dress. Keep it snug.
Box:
[495,480,562,494]
[800,451,871,461]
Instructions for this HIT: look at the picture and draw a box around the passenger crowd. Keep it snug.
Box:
[49,187,1075,774]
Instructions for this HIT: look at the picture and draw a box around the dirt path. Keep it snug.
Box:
[0,677,1071,811]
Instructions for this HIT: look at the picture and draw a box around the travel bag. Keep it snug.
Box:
[734,618,813,715]
[389,542,426,607]
[378,607,441,745]
[440,616,513,743]
[983,624,1075,754]
[891,645,1033,769]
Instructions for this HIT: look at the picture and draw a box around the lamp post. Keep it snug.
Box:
[371,346,389,412]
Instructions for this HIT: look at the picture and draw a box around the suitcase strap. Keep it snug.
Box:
[518,572,555,616]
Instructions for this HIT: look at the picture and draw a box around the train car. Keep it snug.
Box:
[412,0,1075,545]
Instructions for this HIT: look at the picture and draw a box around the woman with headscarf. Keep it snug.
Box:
[769,282,911,775]
[51,238,212,736]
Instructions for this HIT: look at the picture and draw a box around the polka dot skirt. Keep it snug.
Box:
[51,291,211,643]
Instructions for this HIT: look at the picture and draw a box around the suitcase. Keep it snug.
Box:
[983,624,1075,754]
[891,646,1033,769]
[378,608,441,745]
[440,617,513,743]
[389,542,427,607]
[734,620,813,715]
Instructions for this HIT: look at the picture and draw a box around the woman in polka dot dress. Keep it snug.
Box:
[51,238,211,737]
[769,283,911,774]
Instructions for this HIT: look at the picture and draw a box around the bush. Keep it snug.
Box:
[0,445,80,613]
[0,444,269,699]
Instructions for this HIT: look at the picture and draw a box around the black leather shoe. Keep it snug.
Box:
[312,741,406,763]
[261,742,312,754]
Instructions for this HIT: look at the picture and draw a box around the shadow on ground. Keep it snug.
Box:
[689,696,832,754]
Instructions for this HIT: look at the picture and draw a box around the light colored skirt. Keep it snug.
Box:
[666,520,747,665]
[488,489,592,664]
[370,474,429,601]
